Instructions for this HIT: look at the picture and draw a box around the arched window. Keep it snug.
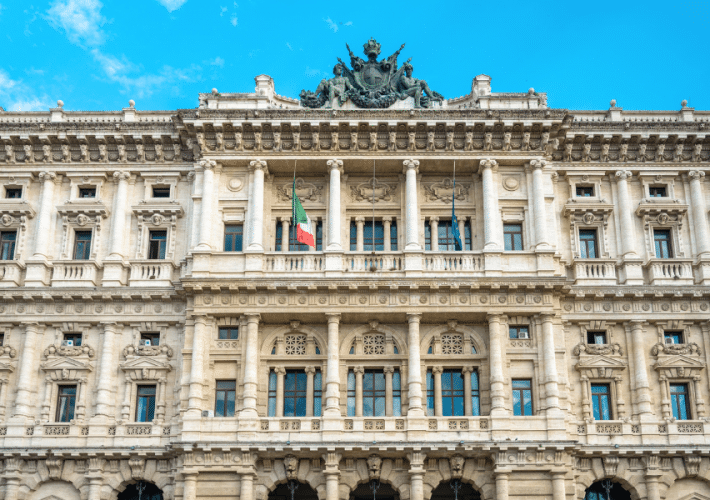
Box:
[441,333,463,354]
[285,334,307,355]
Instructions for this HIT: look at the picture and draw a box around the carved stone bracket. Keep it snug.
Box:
[367,455,382,480]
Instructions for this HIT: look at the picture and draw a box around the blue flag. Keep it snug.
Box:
[452,177,463,251]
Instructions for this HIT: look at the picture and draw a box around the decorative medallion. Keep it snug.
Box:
[279,296,287,304]
[258,297,267,305]
[622,304,631,311]
[339,296,347,304]
[642,303,651,311]
[583,303,592,312]
[661,303,670,311]
[299,296,308,304]
[227,177,244,192]
[359,296,368,304]
[502,177,519,191]
[480,296,488,304]
[203,296,212,305]
[603,303,612,311]
[239,296,248,304]
[221,296,229,304]
[135,305,142,313]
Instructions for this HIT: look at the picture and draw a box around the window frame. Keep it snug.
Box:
[649,185,668,198]
[55,384,77,423]
[151,186,171,199]
[670,383,691,421]
[78,186,97,198]
[140,332,161,346]
[576,185,595,197]
[135,385,157,422]
[148,230,168,260]
[653,229,674,259]
[63,333,83,347]
[440,369,465,417]
[4,187,22,199]
[664,331,684,345]
[503,223,523,251]
[215,380,236,417]
[72,230,93,260]
[587,331,608,345]
[591,383,612,420]
[512,379,533,416]
[0,230,17,260]
[509,325,530,340]
[579,228,599,259]
[224,224,244,252]
[218,327,239,340]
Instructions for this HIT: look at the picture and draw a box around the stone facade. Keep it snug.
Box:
[0,70,709,500]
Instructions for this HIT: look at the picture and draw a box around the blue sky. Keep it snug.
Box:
[0,0,708,112]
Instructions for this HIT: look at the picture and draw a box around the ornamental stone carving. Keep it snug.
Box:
[423,178,469,203]
[350,179,395,203]
[573,343,623,356]
[651,342,701,356]
[44,344,95,358]
[45,457,63,480]
[123,344,174,358]
[367,455,382,480]
[283,455,299,479]
[277,178,323,203]
[449,455,465,478]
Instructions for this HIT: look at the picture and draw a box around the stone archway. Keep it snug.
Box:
[429,480,481,500]
[584,480,632,500]
[350,481,400,500]
[269,481,320,500]
[117,481,163,500]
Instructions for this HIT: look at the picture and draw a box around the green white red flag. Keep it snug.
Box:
[292,179,315,247]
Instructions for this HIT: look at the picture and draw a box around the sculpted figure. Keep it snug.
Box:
[582,143,591,162]
[42,144,53,163]
[215,132,224,151]
[311,131,319,151]
[369,131,377,151]
[135,143,144,162]
[674,143,684,162]
[446,131,454,151]
[563,142,573,162]
[465,131,473,151]
[80,144,89,163]
[655,143,665,162]
[291,132,299,151]
[345,42,366,72]
[154,143,163,163]
[409,131,417,151]
[324,64,353,108]
[273,132,282,151]
[502,132,512,151]
[24,144,35,163]
[350,131,358,151]
[118,145,127,163]
[693,143,703,162]
[389,130,397,152]
[234,132,243,151]
[484,133,493,152]
[254,131,262,151]
[539,131,549,151]
[4,144,13,163]
[172,142,181,161]
[395,62,443,108]
[638,143,647,162]
[427,130,435,151]
[331,131,339,151]
[600,142,610,162]
[196,133,206,152]
[521,132,531,151]
[544,137,557,159]
[61,144,70,163]
[99,144,108,163]
[619,143,628,162]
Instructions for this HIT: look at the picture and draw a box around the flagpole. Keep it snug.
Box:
[372,159,376,253]
[292,160,296,250]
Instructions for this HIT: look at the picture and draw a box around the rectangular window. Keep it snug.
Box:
[464,220,472,251]
[576,186,594,197]
[5,188,22,199]
[56,385,77,422]
[579,229,598,259]
[509,326,529,339]
[63,333,82,347]
[441,370,465,416]
[424,221,432,250]
[591,384,612,420]
[0,231,16,260]
[276,222,323,251]
[587,331,607,345]
[363,370,386,417]
[426,370,434,416]
[392,370,401,416]
[136,385,156,422]
[649,186,667,198]
[471,370,480,416]
[0,333,4,346]
[268,371,277,417]
[363,221,384,252]
[284,370,307,417]
[512,379,533,416]
[148,230,167,260]
[224,224,243,252]
[504,223,523,251]
[664,331,684,344]
[73,231,92,260]
[425,220,459,251]
[347,370,356,417]
[79,187,96,198]
[654,229,673,259]
[670,384,690,420]
[390,221,398,251]
[218,327,239,340]
[215,380,236,417]
[313,370,323,417]
[140,333,160,346]
[349,222,357,252]
[152,186,171,198]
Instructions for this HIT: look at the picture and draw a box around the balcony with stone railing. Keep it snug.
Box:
[128,260,178,286]
[51,260,101,287]
[644,258,694,285]
[0,261,24,288]
[571,258,618,285]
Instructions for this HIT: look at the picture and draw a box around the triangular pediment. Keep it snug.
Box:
[41,356,91,371]
[576,355,628,370]
[654,354,706,370]
[120,356,172,371]
[678,493,710,500]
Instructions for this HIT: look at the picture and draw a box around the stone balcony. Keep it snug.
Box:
[0,261,24,288]
[644,258,695,285]
[51,260,101,287]
[572,258,618,285]
[128,260,178,287]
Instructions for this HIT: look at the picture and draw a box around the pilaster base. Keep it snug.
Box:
[405,409,428,440]
[24,259,52,287]
[694,257,710,285]
[101,260,129,287]
[244,251,264,274]
[535,249,556,276]
[190,251,213,276]
[619,258,644,285]
[404,251,423,276]
[483,251,502,276]
[324,251,344,275]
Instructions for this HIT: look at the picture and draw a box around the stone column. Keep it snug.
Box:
[383,217,392,252]
[240,473,255,500]
[539,314,560,412]
[407,313,424,416]
[356,217,365,252]
[403,159,421,250]
[462,367,473,416]
[430,216,439,251]
[495,472,509,500]
[614,170,638,258]
[280,218,290,252]
[384,366,394,416]
[120,379,132,420]
[327,159,343,251]
[107,171,131,259]
[3,476,20,500]
[305,366,316,417]
[407,452,426,500]
[432,366,443,416]
[694,376,706,417]
[646,475,661,500]
[488,315,507,416]
[689,171,710,256]
[354,366,364,417]
[628,320,653,418]
[247,159,268,251]
[196,159,216,250]
[551,472,566,500]
[95,322,119,417]
[183,472,198,500]
[530,160,550,249]
[323,453,342,500]
[87,477,103,500]
[325,314,341,415]
[40,375,52,420]
[14,323,42,417]
[189,169,203,251]
[157,376,167,420]
[479,159,501,250]
[242,314,260,414]
[187,316,208,415]
[275,367,286,417]
[32,172,58,259]
[458,216,467,249]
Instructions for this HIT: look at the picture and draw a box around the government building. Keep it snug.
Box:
[0,39,709,500]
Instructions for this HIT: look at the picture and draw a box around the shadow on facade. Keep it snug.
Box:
[269,481,320,500]
[430,480,481,500]
[117,481,164,500]
[584,480,631,500]
[350,481,399,500]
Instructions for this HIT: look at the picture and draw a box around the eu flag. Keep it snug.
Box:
[452,177,463,251]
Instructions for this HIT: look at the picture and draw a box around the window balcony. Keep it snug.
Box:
[128,260,177,286]
[644,258,694,285]
[572,258,618,285]
[423,252,484,274]
[0,261,24,287]
[51,260,101,287]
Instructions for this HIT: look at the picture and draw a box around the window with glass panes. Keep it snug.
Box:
[0,231,16,260]
[664,331,683,344]
[504,223,523,251]
[426,371,435,416]
[424,220,459,251]
[268,372,277,416]
[140,332,160,346]
[73,231,92,260]
[509,326,529,339]
[148,230,167,259]
[670,384,690,420]
[654,229,673,258]
[136,385,156,422]
[587,331,607,344]
[591,384,612,420]
[215,380,236,417]
[224,224,243,252]
[276,221,323,251]
[313,370,323,417]
[152,186,170,198]
[349,221,398,251]
[649,186,667,197]
[579,229,598,258]
[471,370,480,416]
[363,370,386,416]
[56,385,76,422]
[512,379,533,416]
[576,186,594,197]
[79,187,96,198]
[218,327,239,340]
[441,370,465,416]
[283,370,307,416]
[63,333,82,346]
[5,188,22,199]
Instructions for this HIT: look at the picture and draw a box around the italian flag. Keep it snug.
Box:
[292,180,315,247]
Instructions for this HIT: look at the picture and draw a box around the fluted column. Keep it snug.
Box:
[323,453,342,500]
[325,314,341,415]
[275,367,286,417]
[479,159,502,250]
[689,171,710,256]
[408,452,426,500]
[187,316,209,415]
[95,322,119,417]
[488,315,507,416]
[407,313,424,415]
[530,160,550,249]
[196,159,216,250]
[540,314,560,412]
[247,159,268,251]
[107,171,131,259]
[183,472,198,500]
[327,159,343,250]
[32,171,58,259]
[628,320,653,418]
[242,314,260,414]
[614,170,638,258]
[14,323,42,417]
[403,159,421,250]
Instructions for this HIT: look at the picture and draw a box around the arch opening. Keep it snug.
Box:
[350,481,399,500]
[584,480,631,500]
[430,480,481,500]
[117,481,164,500]
[269,481,319,500]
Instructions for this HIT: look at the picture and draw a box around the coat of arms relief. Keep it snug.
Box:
[423,178,470,203]
[276,178,323,203]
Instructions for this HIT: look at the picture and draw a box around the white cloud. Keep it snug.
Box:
[155,0,188,12]
[324,17,337,33]
[46,0,106,46]
[208,56,224,67]
[25,67,45,76]
[220,6,227,16]
[305,67,326,79]
[0,68,54,111]
[344,21,352,26]
[286,42,293,51]
[230,14,237,26]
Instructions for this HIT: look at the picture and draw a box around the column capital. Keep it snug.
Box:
[626,319,648,329]
[382,216,393,223]
[383,366,395,374]
[326,313,341,324]
[487,313,504,324]
[461,366,474,374]
[274,366,286,375]
[429,216,439,222]
[538,312,556,322]
[355,216,366,223]
[529,159,547,169]
[614,170,633,181]
[38,171,59,183]
[245,313,261,324]
[431,366,443,374]
[403,159,420,173]
[353,365,364,374]
[407,313,422,324]
[199,159,217,170]
[689,170,706,181]
[249,159,268,173]
[322,452,342,469]
[406,451,427,468]
[100,321,122,333]
[327,159,344,172]
[305,366,316,374]
[478,158,498,172]
[112,170,131,182]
